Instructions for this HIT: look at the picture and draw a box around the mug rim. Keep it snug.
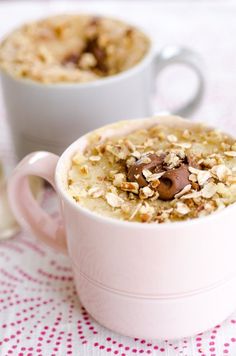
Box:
[55,115,236,230]
[0,13,154,89]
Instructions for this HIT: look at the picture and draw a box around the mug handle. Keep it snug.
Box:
[154,45,205,117]
[7,152,67,254]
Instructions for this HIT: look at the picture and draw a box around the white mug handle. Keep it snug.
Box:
[154,46,205,117]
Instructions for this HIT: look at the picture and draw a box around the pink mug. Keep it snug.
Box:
[8,115,236,340]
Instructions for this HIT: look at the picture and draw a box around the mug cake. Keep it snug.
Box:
[0,14,149,83]
[67,116,236,223]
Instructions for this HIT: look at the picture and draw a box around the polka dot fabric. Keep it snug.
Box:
[0,190,236,356]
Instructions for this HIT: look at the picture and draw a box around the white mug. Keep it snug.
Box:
[0,19,205,159]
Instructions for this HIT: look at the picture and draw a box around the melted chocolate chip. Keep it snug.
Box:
[157,164,190,201]
[127,153,165,187]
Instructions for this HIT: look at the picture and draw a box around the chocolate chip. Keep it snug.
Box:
[127,153,165,188]
[157,164,190,201]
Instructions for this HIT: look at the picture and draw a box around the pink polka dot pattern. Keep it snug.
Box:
[1,190,236,355]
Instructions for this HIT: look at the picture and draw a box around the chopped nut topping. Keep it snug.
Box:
[0,15,150,84]
[124,139,136,152]
[174,142,192,149]
[224,151,236,157]
[142,169,152,178]
[174,184,192,198]
[176,202,190,215]
[181,191,202,199]
[106,144,129,160]
[211,165,231,182]
[120,181,139,194]
[113,173,126,187]
[146,172,165,182]
[88,186,104,198]
[164,152,181,169]
[89,155,101,162]
[167,134,178,143]
[131,151,141,159]
[201,183,217,199]
[189,173,197,182]
[105,192,124,208]
[68,120,236,223]
[139,186,154,199]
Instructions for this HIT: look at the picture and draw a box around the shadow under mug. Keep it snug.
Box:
[0,42,204,159]
[7,116,236,340]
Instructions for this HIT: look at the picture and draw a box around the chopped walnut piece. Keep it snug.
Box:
[121,204,131,214]
[138,155,152,164]
[173,142,192,149]
[164,152,181,169]
[174,184,192,198]
[224,151,236,157]
[189,167,211,186]
[176,202,190,215]
[181,191,202,200]
[201,182,217,199]
[89,155,101,162]
[124,139,136,152]
[146,172,165,182]
[88,186,104,198]
[105,192,124,208]
[197,170,211,186]
[106,144,129,160]
[189,174,197,182]
[139,186,154,199]
[113,173,126,187]
[126,156,136,167]
[200,157,217,168]
[150,180,161,190]
[68,185,88,199]
[216,183,231,198]
[139,203,155,222]
[120,181,139,194]
[131,151,141,159]
[167,134,178,143]
[211,165,231,182]
[142,169,152,179]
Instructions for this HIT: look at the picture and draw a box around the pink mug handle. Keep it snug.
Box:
[7,151,67,254]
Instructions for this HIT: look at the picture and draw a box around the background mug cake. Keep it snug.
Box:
[0,14,204,159]
[8,115,236,340]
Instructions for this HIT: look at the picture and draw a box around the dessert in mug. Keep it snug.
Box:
[0,15,149,83]
[68,117,236,223]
